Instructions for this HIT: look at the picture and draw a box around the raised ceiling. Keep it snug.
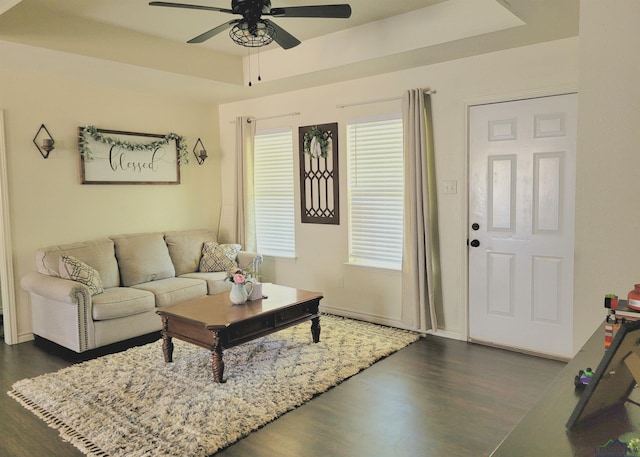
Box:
[0,0,579,103]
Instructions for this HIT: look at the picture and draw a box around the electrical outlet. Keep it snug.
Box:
[443,180,457,194]
[337,277,344,288]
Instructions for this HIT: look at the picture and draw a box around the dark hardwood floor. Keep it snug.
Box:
[0,331,565,457]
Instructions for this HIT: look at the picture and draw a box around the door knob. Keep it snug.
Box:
[470,239,480,247]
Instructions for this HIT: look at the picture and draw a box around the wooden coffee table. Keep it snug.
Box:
[156,283,322,382]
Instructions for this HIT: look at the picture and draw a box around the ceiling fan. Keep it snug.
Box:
[149,0,352,50]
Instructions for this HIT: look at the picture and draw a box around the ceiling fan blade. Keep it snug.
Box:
[269,4,351,19]
[149,1,233,14]
[187,20,238,43]
[263,19,301,49]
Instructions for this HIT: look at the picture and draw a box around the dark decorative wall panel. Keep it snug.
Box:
[299,122,340,225]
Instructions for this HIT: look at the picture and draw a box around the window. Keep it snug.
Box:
[347,116,404,269]
[254,128,296,257]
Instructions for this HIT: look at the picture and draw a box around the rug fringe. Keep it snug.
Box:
[8,389,110,457]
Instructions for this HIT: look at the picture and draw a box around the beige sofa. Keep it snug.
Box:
[21,229,260,353]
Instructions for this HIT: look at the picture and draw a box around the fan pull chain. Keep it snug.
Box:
[257,47,262,82]
[247,48,263,87]
[248,48,253,87]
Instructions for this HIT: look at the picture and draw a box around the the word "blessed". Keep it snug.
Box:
[109,147,165,173]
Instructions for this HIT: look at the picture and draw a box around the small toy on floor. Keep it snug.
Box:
[574,367,594,389]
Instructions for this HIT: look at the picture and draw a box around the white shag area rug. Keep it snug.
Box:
[9,315,420,457]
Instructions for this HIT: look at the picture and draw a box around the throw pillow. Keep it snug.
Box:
[199,242,241,272]
[59,255,104,295]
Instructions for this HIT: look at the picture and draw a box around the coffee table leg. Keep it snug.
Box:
[161,316,174,363]
[211,334,225,383]
[311,316,321,343]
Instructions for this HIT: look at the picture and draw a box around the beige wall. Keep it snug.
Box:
[1,65,221,342]
[4,2,633,356]
[574,1,640,350]
[219,38,579,340]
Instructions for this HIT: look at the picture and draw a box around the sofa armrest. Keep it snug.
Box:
[236,251,262,272]
[21,271,92,305]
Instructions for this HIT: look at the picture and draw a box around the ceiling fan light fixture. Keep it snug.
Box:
[230,20,275,47]
[150,0,351,50]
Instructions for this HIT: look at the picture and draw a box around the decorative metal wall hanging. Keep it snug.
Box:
[193,138,208,165]
[33,124,55,159]
[299,122,339,225]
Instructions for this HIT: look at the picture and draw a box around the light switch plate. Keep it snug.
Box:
[443,180,457,194]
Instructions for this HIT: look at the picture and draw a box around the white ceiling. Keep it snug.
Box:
[32,0,448,57]
[0,0,579,103]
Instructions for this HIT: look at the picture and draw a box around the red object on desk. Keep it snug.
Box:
[628,284,640,310]
[604,324,613,349]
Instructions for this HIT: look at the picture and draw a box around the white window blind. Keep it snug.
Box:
[347,116,404,269]
[254,128,296,257]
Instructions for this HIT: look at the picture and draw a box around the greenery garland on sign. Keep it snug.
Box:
[80,125,189,164]
[303,126,331,159]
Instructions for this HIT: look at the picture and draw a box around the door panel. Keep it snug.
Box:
[468,94,577,358]
[487,252,514,316]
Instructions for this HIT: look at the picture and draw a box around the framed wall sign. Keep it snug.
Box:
[78,127,181,185]
[298,122,340,225]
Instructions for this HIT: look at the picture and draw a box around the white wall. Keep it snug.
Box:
[574,0,640,350]
[219,38,579,339]
[1,60,221,342]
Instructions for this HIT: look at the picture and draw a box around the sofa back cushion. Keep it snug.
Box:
[164,229,217,276]
[36,238,120,288]
[35,238,120,289]
[111,232,175,286]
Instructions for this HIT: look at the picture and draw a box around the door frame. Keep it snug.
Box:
[0,109,18,345]
[462,86,578,345]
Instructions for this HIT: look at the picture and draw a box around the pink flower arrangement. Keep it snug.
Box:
[226,267,250,285]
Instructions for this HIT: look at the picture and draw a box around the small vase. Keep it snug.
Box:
[229,283,249,305]
[248,281,263,301]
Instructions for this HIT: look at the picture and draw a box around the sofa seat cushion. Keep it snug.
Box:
[164,229,217,276]
[180,272,231,295]
[92,287,155,321]
[111,232,176,287]
[132,277,207,307]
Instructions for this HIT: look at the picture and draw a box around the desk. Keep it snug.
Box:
[491,322,640,456]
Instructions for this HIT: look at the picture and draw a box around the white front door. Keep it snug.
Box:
[468,94,577,358]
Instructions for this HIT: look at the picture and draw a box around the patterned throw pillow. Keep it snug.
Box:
[199,242,241,272]
[59,255,104,296]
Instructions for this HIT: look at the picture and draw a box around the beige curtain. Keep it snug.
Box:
[235,116,257,251]
[401,89,441,332]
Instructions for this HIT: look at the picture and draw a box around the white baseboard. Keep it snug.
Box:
[321,304,465,342]
[17,332,34,344]
[426,328,465,341]
[321,305,408,330]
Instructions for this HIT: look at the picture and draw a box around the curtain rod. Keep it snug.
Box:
[247,112,301,123]
[336,89,435,109]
